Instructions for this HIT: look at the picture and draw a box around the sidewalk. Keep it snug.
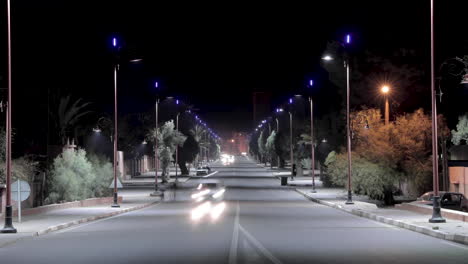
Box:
[0,189,161,248]
[271,169,321,187]
[123,176,191,186]
[296,187,468,245]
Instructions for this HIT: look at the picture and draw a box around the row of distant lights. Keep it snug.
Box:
[195,115,221,140]
[253,34,351,135]
[113,37,220,141]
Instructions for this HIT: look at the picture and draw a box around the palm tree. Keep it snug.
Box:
[52,95,92,145]
[191,124,208,166]
[147,120,186,182]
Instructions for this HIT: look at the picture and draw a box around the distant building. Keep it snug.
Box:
[252,91,271,127]
[222,132,248,155]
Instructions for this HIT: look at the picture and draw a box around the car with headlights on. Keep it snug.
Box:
[191,181,225,203]
[190,181,226,221]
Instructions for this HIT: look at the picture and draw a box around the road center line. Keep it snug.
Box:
[229,201,240,264]
[238,224,283,264]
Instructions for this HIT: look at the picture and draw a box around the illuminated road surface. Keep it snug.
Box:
[1,156,467,263]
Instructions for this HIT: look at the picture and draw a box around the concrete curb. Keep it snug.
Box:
[295,189,468,246]
[34,201,159,237]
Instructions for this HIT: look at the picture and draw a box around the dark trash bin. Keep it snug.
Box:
[281,176,288,186]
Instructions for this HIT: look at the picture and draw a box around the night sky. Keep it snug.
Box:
[1,1,468,155]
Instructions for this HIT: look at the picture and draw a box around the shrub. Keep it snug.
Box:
[88,154,113,198]
[46,149,114,204]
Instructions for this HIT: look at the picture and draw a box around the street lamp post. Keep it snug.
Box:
[111,37,120,208]
[309,96,316,193]
[345,54,353,204]
[429,0,445,223]
[381,85,390,125]
[175,112,180,183]
[276,108,283,169]
[322,34,353,204]
[1,0,16,233]
[308,80,316,193]
[289,110,294,179]
[151,92,163,196]
[276,118,280,168]
[155,98,159,188]
[268,122,272,168]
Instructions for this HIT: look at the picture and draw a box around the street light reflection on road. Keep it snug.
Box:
[190,201,227,222]
[210,202,226,221]
[191,201,211,221]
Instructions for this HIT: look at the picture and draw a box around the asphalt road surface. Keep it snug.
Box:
[1,156,467,263]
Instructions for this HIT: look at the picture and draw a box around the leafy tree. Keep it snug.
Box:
[301,158,311,174]
[0,129,38,184]
[325,109,447,204]
[88,154,113,198]
[249,132,260,160]
[451,114,468,145]
[273,131,289,168]
[265,131,276,168]
[191,124,206,166]
[297,132,313,170]
[178,134,199,175]
[119,113,152,159]
[208,138,221,161]
[47,149,95,203]
[147,120,186,182]
[258,131,267,164]
[46,149,114,204]
[325,151,400,202]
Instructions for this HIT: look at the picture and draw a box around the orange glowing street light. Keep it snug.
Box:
[381,85,390,94]
[381,85,390,125]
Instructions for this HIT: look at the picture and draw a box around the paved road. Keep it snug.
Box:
[1,156,467,263]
